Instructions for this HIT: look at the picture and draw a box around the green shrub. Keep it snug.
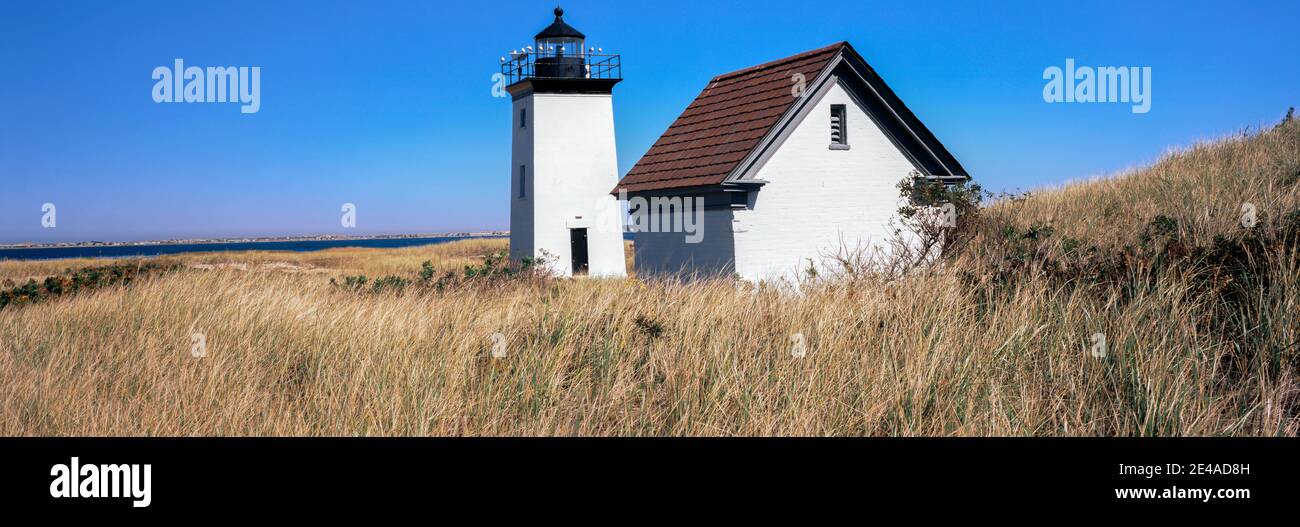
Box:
[330,275,369,291]
[0,261,177,311]
[333,251,553,296]
[370,275,409,293]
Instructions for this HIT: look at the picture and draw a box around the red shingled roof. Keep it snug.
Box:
[614,42,847,194]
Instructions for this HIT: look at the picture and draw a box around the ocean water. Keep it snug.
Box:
[0,236,503,261]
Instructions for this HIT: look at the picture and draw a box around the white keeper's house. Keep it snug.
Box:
[503,8,970,281]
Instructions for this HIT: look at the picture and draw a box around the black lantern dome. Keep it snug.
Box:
[534,7,586,41]
[501,6,621,93]
[533,7,586,78]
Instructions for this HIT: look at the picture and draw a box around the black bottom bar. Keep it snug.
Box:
[1,438,1287,517]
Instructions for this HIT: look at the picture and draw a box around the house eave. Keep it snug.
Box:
[612,182,759,210]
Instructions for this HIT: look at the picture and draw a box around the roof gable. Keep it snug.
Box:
[614,42,968,195]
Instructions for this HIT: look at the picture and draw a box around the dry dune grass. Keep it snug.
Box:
[0,256,130,283]
[0,237,510,282]
[1,121,1298,436]
[984,121,1300,253]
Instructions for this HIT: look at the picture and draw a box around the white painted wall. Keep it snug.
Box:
[733,80,916,282]
[509,97,535,262]
[512,91,626,277]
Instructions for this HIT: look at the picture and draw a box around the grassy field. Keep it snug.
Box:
[2,119,1298,436]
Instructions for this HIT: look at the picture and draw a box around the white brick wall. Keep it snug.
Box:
[733,80,915,282]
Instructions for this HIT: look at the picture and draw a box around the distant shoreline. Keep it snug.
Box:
[0,232,509,251]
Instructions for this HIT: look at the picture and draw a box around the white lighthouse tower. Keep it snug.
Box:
[503,7,626,277]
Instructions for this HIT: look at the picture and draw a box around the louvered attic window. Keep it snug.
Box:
[829,104,849,150]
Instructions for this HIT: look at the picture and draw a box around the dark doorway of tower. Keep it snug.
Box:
[569,228,589,276]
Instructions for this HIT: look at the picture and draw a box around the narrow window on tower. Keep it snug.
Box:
[829,104,849,150]
[520,108,527,129]
[518,165,526,198]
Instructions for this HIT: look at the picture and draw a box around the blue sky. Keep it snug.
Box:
[1,0,1296,243]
